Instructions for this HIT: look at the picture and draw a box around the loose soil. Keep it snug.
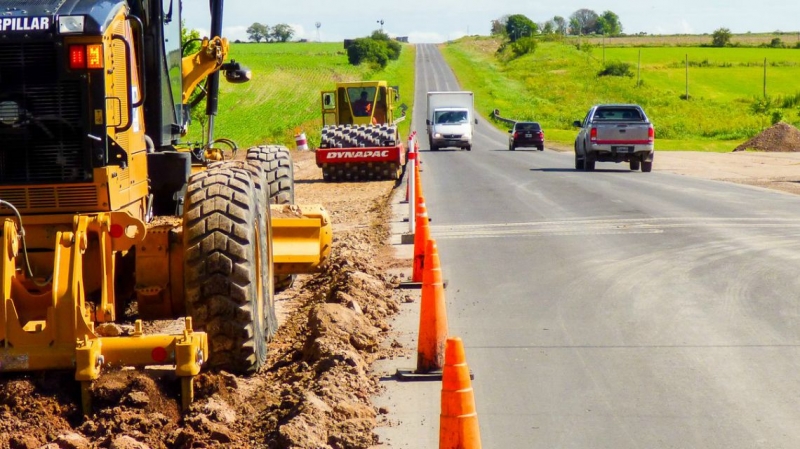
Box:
[3,123,800,448]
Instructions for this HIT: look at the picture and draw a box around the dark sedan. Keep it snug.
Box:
[508,122,544,151]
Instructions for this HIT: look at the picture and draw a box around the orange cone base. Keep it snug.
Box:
[439,415,481,449]
[395,367,473,381]
[395,368,443,381]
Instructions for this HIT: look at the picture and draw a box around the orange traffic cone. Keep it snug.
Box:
[440,337,481,449]
[416,239,449,373]
[412,201,430,283]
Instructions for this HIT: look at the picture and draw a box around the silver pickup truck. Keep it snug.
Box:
[573,104,655,172]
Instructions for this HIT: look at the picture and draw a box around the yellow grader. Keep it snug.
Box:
[316,81,407,181]
[0,0,331,411]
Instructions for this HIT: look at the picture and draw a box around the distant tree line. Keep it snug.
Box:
[246,22,295,43]
[490,8,623,41]
[346,30,402,69]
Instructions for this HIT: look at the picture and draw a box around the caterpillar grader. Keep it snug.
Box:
[0,0,331,412]
[315,81,407,181]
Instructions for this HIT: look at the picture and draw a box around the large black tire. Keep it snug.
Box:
[630,158,640,171]
[584,153,596,171]
[642,160,653,172]
[246,145,294,205]
[207,158,278,337]
[183,167,268,374]
[509,144,515,151]
[575,153,585,171]
[246,145,296,294]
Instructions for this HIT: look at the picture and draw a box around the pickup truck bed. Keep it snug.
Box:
[573,104,655,172]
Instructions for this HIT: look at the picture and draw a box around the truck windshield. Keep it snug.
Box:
[435,110,468,124]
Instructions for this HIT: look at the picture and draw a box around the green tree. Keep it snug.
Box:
[769,37,784,48]
[247,22,269,43]
[552,16,567,35]
[541,21,555,35]
[490,16,509,36]
[346,37,390,68]
[180,20,201,55]
[505,14,537,42]
[597,11,622,36]
[271,23,295,42]
[569,9,599,35]
[712,27,732,47]
[369,30,402,60]
[568,17,580,35]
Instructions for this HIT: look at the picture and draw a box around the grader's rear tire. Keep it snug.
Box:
[246,145,295,204]
[183,167,268,374]
[246,145,296,293]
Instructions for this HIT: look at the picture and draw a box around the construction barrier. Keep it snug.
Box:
[407,133,418,232]
[416,239,449,373]
[440,337,481,448]
[294,129,308,150]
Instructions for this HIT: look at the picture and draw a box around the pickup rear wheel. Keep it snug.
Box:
[574,154,584,170]
[642,160,653,172]
[584,154,596,171]
[509,144,515,151]
[630,158,640,171]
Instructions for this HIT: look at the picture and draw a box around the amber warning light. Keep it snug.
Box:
[69,44,103,69]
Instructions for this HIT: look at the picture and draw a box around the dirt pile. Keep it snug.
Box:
[733,122,800,152]
[0,148,411,448]
[0,228,407,449]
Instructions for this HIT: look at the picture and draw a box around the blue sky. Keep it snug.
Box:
[182,1,800,44]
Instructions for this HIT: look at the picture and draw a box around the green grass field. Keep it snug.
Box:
[441,36,800,151]
[184,42,416,150]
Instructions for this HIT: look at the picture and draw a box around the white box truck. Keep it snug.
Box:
[426,91,477,151]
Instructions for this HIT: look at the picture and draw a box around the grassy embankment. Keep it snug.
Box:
[440,36,800,151]
[184,42,416,150]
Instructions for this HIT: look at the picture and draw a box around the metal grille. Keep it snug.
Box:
[0,185,99,211]
[0,42,88,184]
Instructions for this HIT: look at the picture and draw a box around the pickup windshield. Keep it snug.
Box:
[435,110,468,124]
[594,107,643,121]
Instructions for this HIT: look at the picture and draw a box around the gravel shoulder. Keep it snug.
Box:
[548,141,800,196]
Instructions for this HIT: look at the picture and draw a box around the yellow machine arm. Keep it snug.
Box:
[181,36,229,104]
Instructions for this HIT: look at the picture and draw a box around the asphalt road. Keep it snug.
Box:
[374,43,800,448]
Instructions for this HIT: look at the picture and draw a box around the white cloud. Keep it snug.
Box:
[223,25,249,42]
[408,31,447,44]
[289,24,307,41]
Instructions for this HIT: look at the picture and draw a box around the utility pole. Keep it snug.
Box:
[685,54,689,100]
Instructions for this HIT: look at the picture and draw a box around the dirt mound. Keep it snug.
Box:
[733,122,800,152]
[0,168,410,448]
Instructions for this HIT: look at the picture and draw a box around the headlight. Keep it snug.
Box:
[0,101,20,125]
[434,133,442,138]
[58,16,85,34]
